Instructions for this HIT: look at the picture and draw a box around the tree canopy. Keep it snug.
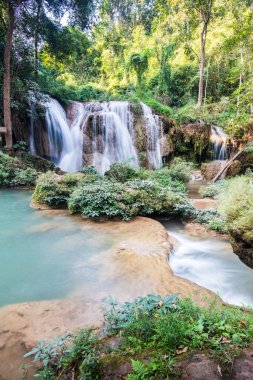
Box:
[1,0,253,143]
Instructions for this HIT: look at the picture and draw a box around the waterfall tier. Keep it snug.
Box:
[29,98,163,173]
[209,125,228,161]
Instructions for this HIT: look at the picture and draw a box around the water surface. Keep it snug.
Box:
[0,190,116,307]
[164,221,253,307]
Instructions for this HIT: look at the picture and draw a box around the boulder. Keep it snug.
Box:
[201,162,223,181]
[160,135,174,157]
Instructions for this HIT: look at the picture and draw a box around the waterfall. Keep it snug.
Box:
[30,98,139,174]
[29,97,37,156]
[45,98,73,164]
[141,103,163,169]
[209,125,228,160]
[87,101,139,173]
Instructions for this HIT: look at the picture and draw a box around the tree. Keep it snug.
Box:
[130,52,149,95]
[184,0,214,108]
[1,0,94,151]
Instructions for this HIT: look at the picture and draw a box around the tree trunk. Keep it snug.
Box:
[197,23,207,108]
[34,0,42,77]
[3,4,14,152]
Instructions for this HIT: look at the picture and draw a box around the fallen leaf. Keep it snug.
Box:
[176,347,188,355]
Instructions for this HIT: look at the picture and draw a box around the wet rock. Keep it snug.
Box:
[201,161,223,181]
[232,346,253,379]
[229,233,253,269]
[15,151,59,173]
[180,354,221,380]
[226,160,242,177]
[161,135,174,157]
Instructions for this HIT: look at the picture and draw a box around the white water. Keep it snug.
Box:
[165,221,253,307]
[88,101,139,174]
[45,98,73,164]
[31,98,151,173]
[210,125,228,161]
[141,103,163,169]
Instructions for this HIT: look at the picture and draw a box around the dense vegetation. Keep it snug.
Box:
[200,170,253,244]
[25,294,253,379]
[1,0,253,148]
[32,160,196,220]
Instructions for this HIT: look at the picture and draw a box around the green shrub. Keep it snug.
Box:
[68,178,189,221]
[106,162,137,182]
[26,294,253,380]
[166,157,195,182]
[217,172,253,241]
[11,168,37,187]
[80,165,99,175]
[104,295,253,376]
[137,167,186,191]
[0,152,38,187]
[33,171,83,206]
[200,182,223,199]
[25,329,99,380]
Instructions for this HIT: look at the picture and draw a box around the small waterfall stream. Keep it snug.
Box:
[209,125,228,161]
[164,221,253,307]
[30,98,163,173]
[141,102,163,169]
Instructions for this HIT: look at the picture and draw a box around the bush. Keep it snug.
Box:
[200,182,223,199]
[217,171,253,241]
[11,167,37,187]
[0,152,38,187]
[104,295,253,377]
[106,162,137,182]
[25,329,99,380]
[33,171,83,206]
[137,167,186,191]
[166,157,195,182]
[68,178,189,221]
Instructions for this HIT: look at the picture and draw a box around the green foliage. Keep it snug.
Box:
[104,295,253,377]
[196,209,228,233]
[27,294,253,379]
[33,163,196,220]
[104,294,180,332]
[217,171,253,241]
[200,182,223,199]
[245,144,253,154]
[0,152,38,187]
[32,171,83,206]
[25,329,99,380]
[166,157,195,182]
[139,97,174,117]
[105,162,137,182]
[68,176,191,221]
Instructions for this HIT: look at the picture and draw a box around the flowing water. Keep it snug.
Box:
[209,125,228,161]
[1,191,253,308]
[30,98,163,173]
[141,102,163,169]
[164,221,253,307]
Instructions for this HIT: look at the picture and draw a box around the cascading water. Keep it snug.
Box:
[87,101,139,174]
[44,98,73,164]
[141,103,163,169]
[30,98,164,173]
[30,98,142,173]
[209,125,228,160]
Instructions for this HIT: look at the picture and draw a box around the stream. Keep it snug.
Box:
[164,221,253,307]
[0,189,253,308]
